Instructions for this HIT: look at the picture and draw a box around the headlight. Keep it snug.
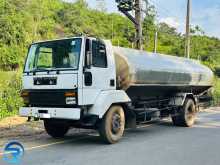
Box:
[20,90,29,97]
[66,97,76,105]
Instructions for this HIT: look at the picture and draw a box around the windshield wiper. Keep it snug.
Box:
[26,68,77,74]
[30,68,52,74]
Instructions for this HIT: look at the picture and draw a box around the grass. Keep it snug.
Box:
[0,71,16,90]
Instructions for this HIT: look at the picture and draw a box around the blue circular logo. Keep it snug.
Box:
[2,141,24,164]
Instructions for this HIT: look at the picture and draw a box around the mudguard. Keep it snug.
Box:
[88,90,131,118]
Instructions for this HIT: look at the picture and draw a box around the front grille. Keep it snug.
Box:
[28,89,77,107]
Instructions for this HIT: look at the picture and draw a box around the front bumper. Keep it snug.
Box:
[19,107,81,120]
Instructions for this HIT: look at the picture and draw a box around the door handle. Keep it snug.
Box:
[84,72,93,86]
[110,79,115,87]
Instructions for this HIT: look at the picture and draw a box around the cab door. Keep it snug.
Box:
[82,39,115,105]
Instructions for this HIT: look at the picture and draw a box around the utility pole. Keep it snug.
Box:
[185,0,191,58]
[111,18,114,40]
[142,0,149,50]
[153,31,158,53]
[116,0,143,50]
[135,0,143,50]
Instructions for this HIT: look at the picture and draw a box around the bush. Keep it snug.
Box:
[0,72,23,119]
[213,77,220,106]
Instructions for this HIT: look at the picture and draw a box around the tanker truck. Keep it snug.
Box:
[19,36,214,144]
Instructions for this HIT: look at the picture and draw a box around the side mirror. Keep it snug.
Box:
[85,51,92,69]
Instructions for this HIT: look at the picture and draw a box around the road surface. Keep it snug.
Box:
[1,109,220,165]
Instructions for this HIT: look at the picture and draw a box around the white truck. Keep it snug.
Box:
[19,36,213,144]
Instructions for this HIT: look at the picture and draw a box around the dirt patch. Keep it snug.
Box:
[0,120,44,139]
[0,116,95,147]
[0,116,45,146]
[0,116,27,128]
[0,116,45,140]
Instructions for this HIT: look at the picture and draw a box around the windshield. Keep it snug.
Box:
[24,38,82,72]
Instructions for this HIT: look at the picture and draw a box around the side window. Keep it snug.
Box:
[92,41,107,68]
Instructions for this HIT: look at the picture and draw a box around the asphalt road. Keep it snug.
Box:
[1,109,220,165]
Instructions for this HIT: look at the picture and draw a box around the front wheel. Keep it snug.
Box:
[98,105,125,144]
[172,98,196,127]
[44,120,69,138]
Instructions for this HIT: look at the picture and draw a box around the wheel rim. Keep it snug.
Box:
[111,112,122,134]
[185,104,195,124]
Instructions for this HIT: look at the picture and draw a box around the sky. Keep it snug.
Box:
[65,0,220,38]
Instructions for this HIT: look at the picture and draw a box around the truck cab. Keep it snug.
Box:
[20,36,130,143]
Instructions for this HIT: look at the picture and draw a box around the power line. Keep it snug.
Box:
[116,0,143,50]
[148,0,180,19]
[147,0,183,34]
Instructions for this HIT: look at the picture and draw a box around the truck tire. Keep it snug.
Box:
[172,98,196,127]
[44,120,69,138]
[98,105,125,144]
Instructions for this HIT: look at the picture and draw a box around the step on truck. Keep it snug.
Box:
[19,36,214,144]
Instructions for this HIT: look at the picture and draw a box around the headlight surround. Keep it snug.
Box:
[64,92,76,97]
[20,90,29,104]
[65,92,77,105]
[66,97,76,105]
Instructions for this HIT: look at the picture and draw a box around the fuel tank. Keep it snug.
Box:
[113,47,214,99]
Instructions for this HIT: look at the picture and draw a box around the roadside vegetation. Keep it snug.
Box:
[213,78,220,106]
[0,0,220,119]
[0,71,23,119]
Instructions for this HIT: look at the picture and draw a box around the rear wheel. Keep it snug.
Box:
[172,98,196,127]
[44,120,69,138]
[98,105,125,144]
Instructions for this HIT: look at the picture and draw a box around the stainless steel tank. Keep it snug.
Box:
[113,46,214,98]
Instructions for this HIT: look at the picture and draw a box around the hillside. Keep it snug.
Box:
[0,0,220,71]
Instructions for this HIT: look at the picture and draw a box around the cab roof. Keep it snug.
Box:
[31,36,98,45]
